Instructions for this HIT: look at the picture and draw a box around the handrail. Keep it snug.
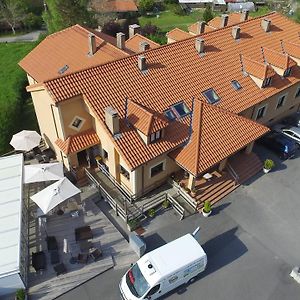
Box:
[167,194,185,220]
[226,163,239,184]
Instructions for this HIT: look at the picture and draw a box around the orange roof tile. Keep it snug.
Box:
[127,100,168,135]
[19,24,128,82]
[208,12,253,29]
[282,40,300,59]
[55,129,100,154]
[263,47,297,70]
[125,34,160,53]
[91,0,138,12]
[166,28,193,42]
[42,13,300,170]
[242,56,276,79]
[188,22,215,35]
[169,100,269,176]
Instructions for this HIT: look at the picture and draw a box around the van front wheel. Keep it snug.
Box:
[188,276,197,285]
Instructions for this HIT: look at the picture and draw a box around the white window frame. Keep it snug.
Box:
[256,105,267,120]
[149,160,165,178]
[150,130,161,143]
[276,94,287,109]
[262,77,272,88]
[295,86,300,98]
[284,67,292,77]
[69,115,85,131]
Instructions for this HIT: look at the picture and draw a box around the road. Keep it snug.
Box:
[0,30,45,43]
[58,145,300,300]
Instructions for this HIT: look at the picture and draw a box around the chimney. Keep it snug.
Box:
[105,107,119,135]
[196,21,206,34]
[261,19,271,32]
[88,33,96,56]
[220,14,229,28]
[195,38,204,54]
[232,26,241,40]
[129,24,141,38]
[139,41,150,52]
[116,32,125,49]
[138,55,147,71]
[241,9,249,22]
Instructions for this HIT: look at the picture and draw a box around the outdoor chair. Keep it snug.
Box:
[50,250,60,265]
[32,251,46,272]
[75,226,93,242]
[90,248,102,261]
[54,263,67,276]
[46,236,58,251]
[77,253,89,264]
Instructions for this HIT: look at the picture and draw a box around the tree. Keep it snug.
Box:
[0,0,26,34]
[139,0,155,15]
[202,5,213,23]
[43,0,96,33]
[101,21,121,37]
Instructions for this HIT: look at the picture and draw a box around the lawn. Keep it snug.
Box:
[249,6,272,18]
[0,42,38,154]
[139,9,204,32]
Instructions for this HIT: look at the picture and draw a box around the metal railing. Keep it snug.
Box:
[226,163,239,185]
[167,194,185,220]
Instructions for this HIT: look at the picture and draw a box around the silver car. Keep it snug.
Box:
[273,124,300,145]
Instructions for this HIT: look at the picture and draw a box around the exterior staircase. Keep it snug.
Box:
[228,152,263,184]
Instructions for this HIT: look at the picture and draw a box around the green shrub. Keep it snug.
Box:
[264,159,275,170]
[127,218,139,230]
[203,200,212,213]
[139,0,156,15]
[148,208,156,217]
[203,6,214,22]
[15,289,26,300]
[162,199,169,209]
[169,4,185,16]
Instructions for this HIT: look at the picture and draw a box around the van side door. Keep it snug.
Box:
[144,284,161,300]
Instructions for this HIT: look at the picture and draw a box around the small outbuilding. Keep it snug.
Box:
[227,2,255,12]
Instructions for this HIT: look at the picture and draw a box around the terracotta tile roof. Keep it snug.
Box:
[208,12,253,29]
[19,24,128,82]
[127,100,168,135]
[282,40,300,59]
[242,56,276,79]
[55,129,100,154]
[91,0,138,12]
[166,28,193,42]
[42,13,300,169]
[188,23,215,35]
[169,100,269,176]
[125,34,160,53]
[263,47,297,70]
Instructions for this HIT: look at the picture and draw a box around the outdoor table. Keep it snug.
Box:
[75,226,93,242]
[79,241,93,253]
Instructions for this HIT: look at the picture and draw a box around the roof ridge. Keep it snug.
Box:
[44,11,278,84]
[128,99,154,117]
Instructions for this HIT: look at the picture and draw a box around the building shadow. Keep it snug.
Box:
[160,227,247,299]
[143,233,167,253]
[211,202,231,216]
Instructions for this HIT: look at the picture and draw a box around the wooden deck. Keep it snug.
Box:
[27,185,137,300]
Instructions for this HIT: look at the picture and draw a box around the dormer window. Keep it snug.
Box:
[202,88,220,104]
[150,130,161,143]
[171,102,190,118]
[164,109,176,121]
[283,68,292,77]
[262,77,272,88]
[69,116,85,131]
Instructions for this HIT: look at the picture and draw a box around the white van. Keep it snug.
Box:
[119,233,207,300]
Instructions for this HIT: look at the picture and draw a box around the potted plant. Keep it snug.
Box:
[127,218,140,231]
[15,289,26,300]
[202,200,212,217]
[263,159,275,173]
[148,208,156,218]
[191,188,197,197]
[162,199,170,209]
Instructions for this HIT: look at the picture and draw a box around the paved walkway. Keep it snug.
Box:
[0,30,46,43]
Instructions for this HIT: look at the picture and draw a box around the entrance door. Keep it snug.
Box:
[77,150,88,166]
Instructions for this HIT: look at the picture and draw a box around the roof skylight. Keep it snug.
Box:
[231,80,242,90]
[164,109,176,121]
[202,88,220,104]
[172,102,191,118]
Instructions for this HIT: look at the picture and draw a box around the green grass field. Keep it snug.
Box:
[0,42,38,154]
[139,9,204,32]
[249,6,272,18]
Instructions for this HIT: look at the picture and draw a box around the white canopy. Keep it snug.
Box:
[30,177,81,214]
[24,162,64,183]
[10,130,41,151]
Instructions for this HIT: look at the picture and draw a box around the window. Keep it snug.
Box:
[164,109,176,121]
[120,165,130,180]
[150,130,161,143]
[295,87,300,98]
[231,80,242,90]
[69,116,85,131]
[202,88,220,104]
[262,77,272,87]
[103,149,108,159]
[256,106,266,120]
[276,95,286,109]
[146,284,160,296]
[150,162,164,177]
[284,68,292,77]
[172,102,191,118]
[168,276,178,284]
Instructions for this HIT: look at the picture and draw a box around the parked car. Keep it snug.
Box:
[282,112,300,127]
[259,131,297,159]
[272,124,300,146]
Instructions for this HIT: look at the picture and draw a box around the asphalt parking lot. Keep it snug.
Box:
[58,144,300,300]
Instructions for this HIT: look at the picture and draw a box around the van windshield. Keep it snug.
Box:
[126,263,150,298]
